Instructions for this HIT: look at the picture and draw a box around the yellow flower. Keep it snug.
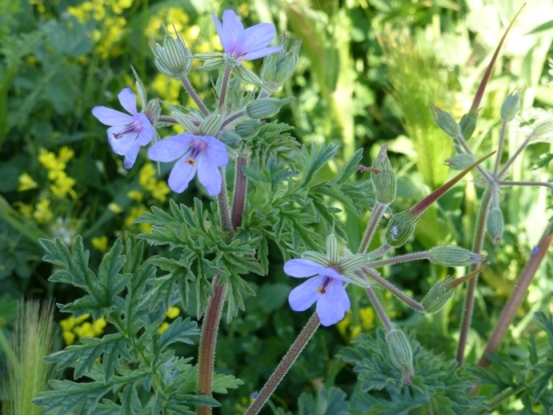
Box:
[15,202,33,218]
[124,205,151,232]
[34,198,53,224]
[158,322,170,334]
[51,172,76,198]
[151,74,181,105]
[108,203,123,214]
[57,146,75,163]
[38,148,61,172]
[127,190,143,201]
[151,181,170,202]
[165,307,180,319]
[92,317,107,335]
[18,173,38,191]
[63,331,76,345]
[92,236,109,252]
[75,313,91,324]
[60,316,76,332]
[139,163,156,188]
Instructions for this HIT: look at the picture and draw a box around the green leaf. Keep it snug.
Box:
[211,373,244,394]
[44,333,130,381]
[159,317,199,350]
[299,142,338,187]
[298,387,349,415]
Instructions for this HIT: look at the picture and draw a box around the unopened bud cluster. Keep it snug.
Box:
[150,30,192,77]
[371,145,396,205]
[261,34,302,91]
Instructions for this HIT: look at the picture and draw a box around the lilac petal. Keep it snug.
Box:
[148,135,194,162]
[118,88,137,116]
[212,12,229,52]
[168,157,197,193]
[284,259,326,278]
[197,154,222,196]
[242,45,283,61]
[123,144,141,169]
[242,23,276,54]
[135,113,155,146]
[204,136,229,167]
[316,280,350,326]
[222,9,244,52]
[288,276,325,311]
[92,106,134,126]
[107,126,136,155]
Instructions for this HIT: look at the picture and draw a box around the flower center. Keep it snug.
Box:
[113,120,143,140]
[317,276,332,295]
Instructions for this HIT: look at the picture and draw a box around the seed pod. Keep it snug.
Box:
[386,329,414,383]
[459,110,478,140]
[432,105,461,139]
[385,211,417,248]
[371,145,396,205]
[531,118,553,141]
[429,246,486,267]
[444,154,476,171]
[200,113,222,137]
[501,92,520,122]
[421,276,455,314]
[235,120,262,138]
[246,97,293,119]
[486,207,504,247]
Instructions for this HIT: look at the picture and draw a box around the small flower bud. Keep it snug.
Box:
[531,118,553,141]
[501,92,520,122]
[219,130,241,149]
[198,57,225,71]
[432,105,461,139]
[199,113,222,137]
[246,97,294,119]
[459,110,478,140]
[444,154,476,170]
[429,246,486,267]
[235,120,262,138]
[421,276,455,314]
[385,211,417,248]
[150,29,192,77]
[131,66,148,110]
[302,250,329,266]
[386,330,414,384]
[261,34,301,91]
[234,64,263,87]
[145,99,161,125]
[326,234,339,265]
[486,207,504,247]
[371,145,396,205]
[171,110,199,134]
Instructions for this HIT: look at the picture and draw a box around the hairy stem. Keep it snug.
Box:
[362,268,425,312]
[457,189,492,365]
[493,120,508,176]
[365,285,394,332]
[218,65,232,111]
[358,203,387,253]
[498,133,534,179]
[179,75,209,116]
[222,110,246,128]
[478,223,553,369]
[217,168,233,233]
[244,313,321,415]
[197,278,226,415]
[367,250,430,268]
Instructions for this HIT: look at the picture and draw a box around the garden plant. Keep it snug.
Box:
[1,1,553,414]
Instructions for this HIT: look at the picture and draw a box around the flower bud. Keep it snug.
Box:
[429,246,486,267]
[459,110,478,140]
[421,276,455,314]
[246,97,294,120]
[131,66,148,110]
[150,30,192,77]
[432,105,461,139]
[219,130,241,149]
[261,34,301,91]
[385,211,417,248]
[198,57,225,71]
[386,329,414,384]
[486,207,504,247]
[444,153,476,171]
[234,64,263,87]
[199,113,222,137]
[501,92,520,122]
[171,110,199,134]
[145,99,161,125]
[326,234,339,265]
[531,118,553,141]
[302,250,329,266]
[371,145,396,205]
[235,120,262,138]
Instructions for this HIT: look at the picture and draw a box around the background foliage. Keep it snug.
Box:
[1,0,552,413]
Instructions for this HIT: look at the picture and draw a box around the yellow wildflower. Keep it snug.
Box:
[139,163,156,188]
[76,321,94,338]
[60,316,76,332]
[92,236,109,252]
[18,173,38,191]
[92,317,107,335]
[165,307,180,319]
[151,73,181,105]
[34,198,53,224]
[151,181,170,202]
[63,331,76,345]
[127,190,143,201]
[75,313,91,324]
[158,322,170,334]
[57,146,75,163]
[124,205,151,232]
[108,202,123,214]
[15,202,33,218]
[50,172,76,198]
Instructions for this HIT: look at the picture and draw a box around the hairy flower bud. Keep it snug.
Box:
[145,99,161,125]
[444,153,476,171]
[150,30,192,77]
[531,118,553,141]
[385,211,417,248]
[429,246,486,267]
[234,64,263,87]
[246,97,294,119]
[501,92,520,122]
[421,276,455,314]
[235,120,262,138]
[459,110,478,140]
[486,207,504,247]
[371,145,396,205]
[171,110,199,134]
[219,130,240,149]
[386,330,414,384]
[261,34,301,91]
[200,113,222,136]
[432,105,461,139]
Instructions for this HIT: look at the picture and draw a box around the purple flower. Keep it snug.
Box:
[285,259,350,326]
[212,10,282,61]
[148,134,229,196]
[92,88,154,169]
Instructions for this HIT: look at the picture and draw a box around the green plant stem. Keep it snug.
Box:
[478,223,553,369]
[358,202,387,253]
[244,313,321,415]
[197,277,226,415]
[479,385,525,414]
[222,110,246,128]
[365,285,394,331]
[454,133,494,183]
[493,120,508,175]
[361,268,425,312]
[217,168,233,233]
[456,189,492,365]
[231,157,248,229]
[497,133,534,179]
[498,180,553,190]
[367,250,430,268]
[179,75,209,116]
[218,64,232,110]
